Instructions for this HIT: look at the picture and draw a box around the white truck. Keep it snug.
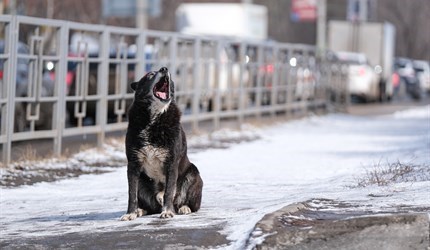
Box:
[328,21,396,101]
[175,3,268,110]
[176,3,268,40]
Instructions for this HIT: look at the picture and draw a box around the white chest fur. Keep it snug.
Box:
[136,145,168,183]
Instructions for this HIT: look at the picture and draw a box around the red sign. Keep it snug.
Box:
[291,0,317,22]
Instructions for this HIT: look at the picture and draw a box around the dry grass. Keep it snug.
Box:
[16,145,71,164]
[17,145,43,162]
[105,136,125,148]
[353,160,430,188]
[78,144,94,152]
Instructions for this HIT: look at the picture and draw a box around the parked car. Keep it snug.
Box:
[0,40,30,98]
[335,51,381,102]
[251,55,316,106]
[394,57,421,100]
[413,60,430,94]
[0,40,55,131]
[64,43,161,126]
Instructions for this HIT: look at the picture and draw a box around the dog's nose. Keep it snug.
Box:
[159,67,168,73]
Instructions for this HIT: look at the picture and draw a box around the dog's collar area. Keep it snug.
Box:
[153,76,170,102]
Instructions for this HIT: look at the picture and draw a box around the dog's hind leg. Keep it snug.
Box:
[137,177,163,215]
[156,191,164,206]
[178,205,192,215]
[175,163,203,214]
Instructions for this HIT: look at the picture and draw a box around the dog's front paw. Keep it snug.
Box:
[120,209,146,221]
[160,208,175,219]
[178,205,192,215]
[120,212,137,221]
[136,208,147,217]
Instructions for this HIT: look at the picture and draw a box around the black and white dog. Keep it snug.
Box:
[121,67,203,220]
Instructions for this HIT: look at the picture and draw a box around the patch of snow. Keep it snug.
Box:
[392,105,430,119]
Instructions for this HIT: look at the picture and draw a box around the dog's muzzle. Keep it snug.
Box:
[153,68,170,102]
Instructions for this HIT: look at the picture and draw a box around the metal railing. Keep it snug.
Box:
[0,15,348,165]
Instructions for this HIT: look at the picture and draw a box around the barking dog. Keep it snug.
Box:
[121,67,203,220]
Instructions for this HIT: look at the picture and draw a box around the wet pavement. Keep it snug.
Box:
[1,226,229,250]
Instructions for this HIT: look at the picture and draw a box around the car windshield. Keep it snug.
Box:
[414,66,424,72]
[394,59,410,69]
[336,52,367,65]
[0,40,30,70]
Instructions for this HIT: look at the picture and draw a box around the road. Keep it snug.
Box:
[347,96,430,116]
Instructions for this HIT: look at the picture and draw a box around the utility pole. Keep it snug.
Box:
[136,0,148,30]
[317,0,327,57]
[47,0,54,19]
[359,0,368,22]
[9,0,16,15]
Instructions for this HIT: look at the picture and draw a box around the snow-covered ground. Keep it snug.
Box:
[1,106,429,249]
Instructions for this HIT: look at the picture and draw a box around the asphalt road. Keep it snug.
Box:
[1,226,229,250]
[347,96,430,116]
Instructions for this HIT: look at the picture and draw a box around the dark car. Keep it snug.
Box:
[394,57,421,100]
[0,40,55,131]
[66,47,145,126]
[0,40,30,98]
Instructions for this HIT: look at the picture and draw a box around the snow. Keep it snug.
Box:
[1,105,429,249]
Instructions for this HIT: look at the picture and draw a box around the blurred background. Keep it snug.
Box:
[1,0,429,60]
[1,0,429,164]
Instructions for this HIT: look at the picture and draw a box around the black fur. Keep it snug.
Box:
[121,67,203,220]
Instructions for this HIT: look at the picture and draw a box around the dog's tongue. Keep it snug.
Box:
[156,91,167,99]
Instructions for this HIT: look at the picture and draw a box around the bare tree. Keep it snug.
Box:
[14,0,430,61]
[377,0,430,60]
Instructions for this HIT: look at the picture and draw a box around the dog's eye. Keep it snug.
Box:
[146,72,156,79]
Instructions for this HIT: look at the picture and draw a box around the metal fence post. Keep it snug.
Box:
[238,41,247,126]
[53,21,69,157]
[255,43,264,120]
[212,39,222,131]
[136,31,146,79]
[342,64,350,111]
[271,45,279,117]
[191,38,201,133]
[169,35,178,86]
[302,49,309,115]
[286,47,294,118]
[97,28,109,146]
[3,15,18,165]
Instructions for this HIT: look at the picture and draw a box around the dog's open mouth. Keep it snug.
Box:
[153,76,170,101]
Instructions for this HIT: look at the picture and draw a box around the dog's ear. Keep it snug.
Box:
[130,81,138,91]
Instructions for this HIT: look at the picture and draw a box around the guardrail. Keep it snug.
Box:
[0,15,348,165]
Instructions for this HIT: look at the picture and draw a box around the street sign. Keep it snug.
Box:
[291,0,317,22]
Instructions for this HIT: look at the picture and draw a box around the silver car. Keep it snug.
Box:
[336,51,381,102]
[413,60,430,94]
[0,40,55,131]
